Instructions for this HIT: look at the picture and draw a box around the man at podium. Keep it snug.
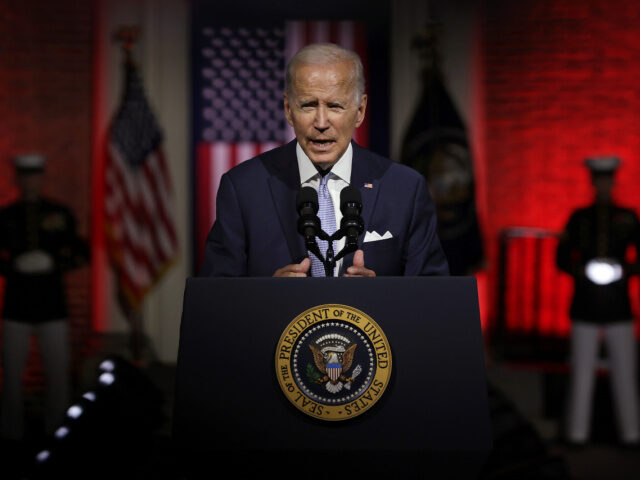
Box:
[200,43,448,278]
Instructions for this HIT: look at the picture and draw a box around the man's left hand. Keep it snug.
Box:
[344,249,376,277]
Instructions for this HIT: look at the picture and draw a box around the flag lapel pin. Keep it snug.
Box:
[364,183,373,189]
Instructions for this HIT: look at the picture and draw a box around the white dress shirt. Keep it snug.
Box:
[296,142,352,276]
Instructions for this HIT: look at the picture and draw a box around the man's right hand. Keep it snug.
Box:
[273,257,311,277]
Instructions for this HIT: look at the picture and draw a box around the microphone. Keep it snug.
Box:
[296,187,320,241]
[340,186,364,247]
[296,186,331,275]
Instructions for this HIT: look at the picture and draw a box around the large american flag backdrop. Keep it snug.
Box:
[192,21,369,271]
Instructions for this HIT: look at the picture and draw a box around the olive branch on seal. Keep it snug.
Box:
[306,363,322,383]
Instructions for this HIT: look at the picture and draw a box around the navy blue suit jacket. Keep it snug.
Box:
[200,140,449,277]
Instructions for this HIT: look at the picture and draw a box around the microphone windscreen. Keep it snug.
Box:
[340,186,362,212]
[296,186,318,213]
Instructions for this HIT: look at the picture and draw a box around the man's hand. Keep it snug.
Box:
[344,249,376,277]
[273,257,311,277]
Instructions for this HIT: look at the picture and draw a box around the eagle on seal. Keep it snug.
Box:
[309,343,357,385]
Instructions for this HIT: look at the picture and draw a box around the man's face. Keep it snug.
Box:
[284,60,367,170]
[17,171,43,201]
[592,173,614,202]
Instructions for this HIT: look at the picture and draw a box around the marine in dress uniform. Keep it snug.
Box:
[0,154,89,440]
[556,156,640,445]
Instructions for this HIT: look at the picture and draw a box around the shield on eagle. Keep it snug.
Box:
[326,361,342,383]
[309,343,357,386]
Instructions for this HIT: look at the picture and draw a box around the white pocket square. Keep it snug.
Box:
[363,230,393,243]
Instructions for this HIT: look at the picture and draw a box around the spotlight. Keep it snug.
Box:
[99,359,115,372]
[36,450,50,463]
[99,372,115,386]
[54,426,69,439]
[83,391,97,402]
[66,405,83,419]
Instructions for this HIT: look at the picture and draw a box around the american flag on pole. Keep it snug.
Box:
[193,21,368,270]
[105,57,179,310]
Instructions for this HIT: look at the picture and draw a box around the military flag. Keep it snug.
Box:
[400,25,483,275]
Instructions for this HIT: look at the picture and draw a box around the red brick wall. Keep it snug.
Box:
[483,0,640,333]
[0,0,94,388]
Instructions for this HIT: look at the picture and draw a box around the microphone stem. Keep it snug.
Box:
[324,242,335,277]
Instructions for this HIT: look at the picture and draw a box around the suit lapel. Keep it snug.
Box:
[267,141,385,271]
[350,143,382,241]
[340,142,382,273]
[267,142,307,263]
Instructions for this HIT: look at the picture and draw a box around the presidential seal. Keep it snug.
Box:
[275,304,392,421]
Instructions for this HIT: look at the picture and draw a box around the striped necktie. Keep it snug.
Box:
[310,173,337,277]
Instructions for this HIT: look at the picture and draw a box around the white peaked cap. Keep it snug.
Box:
[13,154,46,172]
[584,156,620,174]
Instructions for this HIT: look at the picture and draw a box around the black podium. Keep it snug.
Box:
[174,277,491,478]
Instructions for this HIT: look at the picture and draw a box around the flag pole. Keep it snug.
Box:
[113,25,145,366]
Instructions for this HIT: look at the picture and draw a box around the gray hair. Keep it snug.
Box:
[285,43,365,104]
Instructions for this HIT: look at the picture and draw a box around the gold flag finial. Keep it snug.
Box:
[113,26,141,58]
[411,20,443,71]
